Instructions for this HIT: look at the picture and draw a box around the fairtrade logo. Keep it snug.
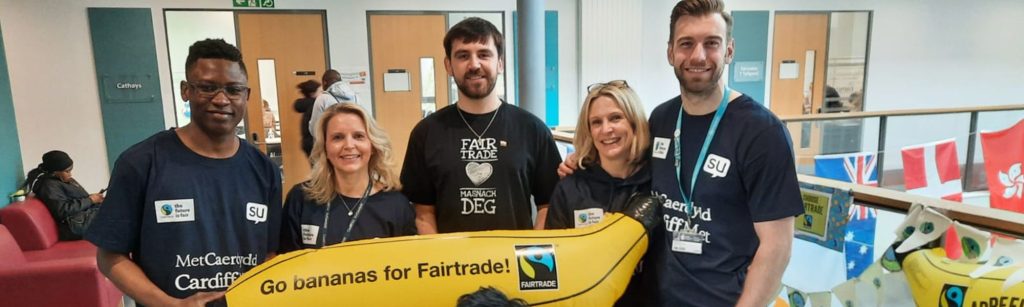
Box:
[996,255,1014,267]
[802,215,813,228]
[577,213,588,224]
[515,244,558,291]
[880,246,902,272]
[939,284,967,307]
[920,221,935,234]
[788,291,806,307]
[902,226,915,239]
[961,237,981,260]
[160,204,174,216]
[998,163,1024,199]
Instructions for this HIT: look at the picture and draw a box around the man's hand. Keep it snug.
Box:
[557,152,579,178]
[173,291,225,307]
[89,193,105,204]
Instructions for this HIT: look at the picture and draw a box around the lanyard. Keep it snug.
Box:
[322,173,374,247]
[674,87,731,217]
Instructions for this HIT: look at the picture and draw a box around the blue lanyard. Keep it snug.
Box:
[674,87,731,216]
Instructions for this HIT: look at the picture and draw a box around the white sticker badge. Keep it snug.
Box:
[703,153,731,178]
[154,199,195,223]
[573,208,605,228]
[246,202,268,224]
[652,137,671,159]
[301,224,320,245]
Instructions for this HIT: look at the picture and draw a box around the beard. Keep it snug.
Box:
[674,63,725,97]
[455,69,498,99]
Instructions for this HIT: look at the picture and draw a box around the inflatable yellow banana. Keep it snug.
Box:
[226,194,662,306]
[904,248,1024,307]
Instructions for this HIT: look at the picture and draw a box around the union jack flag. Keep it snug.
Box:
[814,152,878,186]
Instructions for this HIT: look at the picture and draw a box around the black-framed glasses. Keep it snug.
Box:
[587,80,629,92]
[185,81,250,99]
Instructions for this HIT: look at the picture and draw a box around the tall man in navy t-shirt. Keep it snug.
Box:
[401,17,561,233]
[86,39,282,306]
[642,0,804,306]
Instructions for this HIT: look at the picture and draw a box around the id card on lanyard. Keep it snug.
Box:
[671,87,731,255]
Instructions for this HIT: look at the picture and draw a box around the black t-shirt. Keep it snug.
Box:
[545,162,651,230]
[400,102,562,233]
[279,183,416,253]
[85,129,282,302]
[643,94,804,306]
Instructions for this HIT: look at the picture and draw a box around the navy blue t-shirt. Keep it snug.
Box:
[643,94,803,306]
[86,129,282,301]
[279,183,416,252]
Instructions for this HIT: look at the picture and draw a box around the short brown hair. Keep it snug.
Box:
[444,17,505,59]
[668,0,733,43]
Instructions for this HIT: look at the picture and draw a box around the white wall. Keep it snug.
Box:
[0,0,578,191]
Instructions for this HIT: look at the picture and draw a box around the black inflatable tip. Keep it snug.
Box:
[622,192,664,232]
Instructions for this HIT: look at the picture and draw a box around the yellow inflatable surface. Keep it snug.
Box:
[226,210,652,306]
[904,248,1024,307]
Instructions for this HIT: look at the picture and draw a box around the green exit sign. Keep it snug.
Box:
[233,0,274,8]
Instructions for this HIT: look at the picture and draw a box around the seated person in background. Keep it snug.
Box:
[545,80,651,230]
[279,103,416,252]
[822,85,843,113]
[24,150,103,240]
[544,80,650,306]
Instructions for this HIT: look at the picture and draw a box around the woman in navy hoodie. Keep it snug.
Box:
[545,80,651,230]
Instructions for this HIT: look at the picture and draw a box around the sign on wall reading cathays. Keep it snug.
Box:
[233,0,274,8]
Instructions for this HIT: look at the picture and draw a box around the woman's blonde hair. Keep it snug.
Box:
[304,103,401,204]
[573,80,650,168]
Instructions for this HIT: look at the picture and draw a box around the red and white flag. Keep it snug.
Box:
[980,119,1024,213]
[901,138,964,258]
[901,138,963,201]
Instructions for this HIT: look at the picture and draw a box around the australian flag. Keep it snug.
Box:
[814,152,878,279]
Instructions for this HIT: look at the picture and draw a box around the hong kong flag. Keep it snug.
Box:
[901,138,963,258]
[980,119,1024,213]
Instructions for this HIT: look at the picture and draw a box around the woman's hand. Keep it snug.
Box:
[90,193,105,204]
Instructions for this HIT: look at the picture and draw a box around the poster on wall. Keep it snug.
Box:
[338,66,371,113]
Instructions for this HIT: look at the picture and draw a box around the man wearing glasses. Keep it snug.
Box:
[86,39,282,306]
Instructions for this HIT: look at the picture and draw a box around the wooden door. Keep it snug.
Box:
[368,14,449,172]
[770,13,828,167]
[237,12,327,196]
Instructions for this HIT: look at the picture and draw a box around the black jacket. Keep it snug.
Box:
[546,161,652,230]
[33,175,98,240]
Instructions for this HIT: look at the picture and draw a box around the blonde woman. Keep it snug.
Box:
[545,80,651,230]
[544,80,650,306]
[280,103,415,252]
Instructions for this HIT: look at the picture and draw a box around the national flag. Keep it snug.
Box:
[900,138,963,258]
[845,202,876,279]
[980,119,1024,213]
[814,152,878,186]
[901,138,962,201]
[814,152,879,280]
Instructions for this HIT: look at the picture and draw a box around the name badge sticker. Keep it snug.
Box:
[671,229,705,254]
[652,137,671,159]
[572,208,604,228]
[301,224,320,245]
[154,199,196,223]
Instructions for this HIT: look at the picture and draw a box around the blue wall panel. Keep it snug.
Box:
[87,8,165,169]
[512,11,560,126]
[730,11,770,104]
[0,24,24,206]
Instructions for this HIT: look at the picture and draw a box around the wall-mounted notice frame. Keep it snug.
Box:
[384,69,410,92]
